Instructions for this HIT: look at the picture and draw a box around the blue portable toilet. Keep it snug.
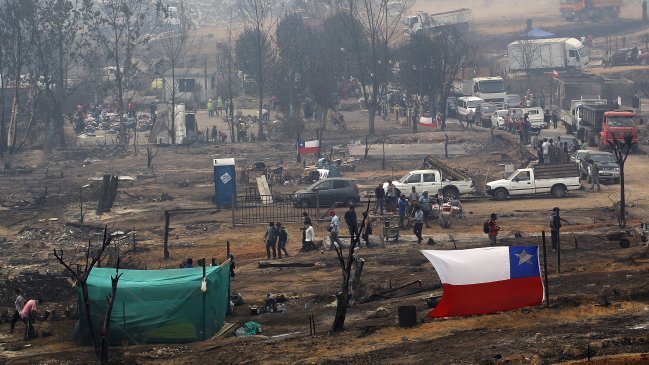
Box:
[213,158,236,208]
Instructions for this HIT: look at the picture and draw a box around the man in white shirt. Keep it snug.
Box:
[542,138,550,163]
[11,289,26,333]
[304,222,315,250]
[328,210,344,250]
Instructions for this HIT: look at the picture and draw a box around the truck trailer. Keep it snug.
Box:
[507,38,589,71]
[560,0,623,22]
[404,8,471,36]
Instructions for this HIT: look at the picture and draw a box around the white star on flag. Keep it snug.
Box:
[516,251,533,265]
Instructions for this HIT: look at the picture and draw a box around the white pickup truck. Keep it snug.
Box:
[384,169,475,198]
[486,164,580,200]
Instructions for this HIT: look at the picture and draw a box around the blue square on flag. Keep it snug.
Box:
[509,246,540,279]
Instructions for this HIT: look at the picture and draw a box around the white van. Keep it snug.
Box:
[456,96,484,122]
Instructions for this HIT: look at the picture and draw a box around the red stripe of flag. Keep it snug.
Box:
[428,277,544,318]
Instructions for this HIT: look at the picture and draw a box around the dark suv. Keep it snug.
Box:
[293,178,360,207]
[578,151,620,184]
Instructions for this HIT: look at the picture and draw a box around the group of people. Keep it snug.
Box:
[328,207,373,248]
[538,137,580,164]
[10,289,41,341]
[207,97,225,118]
[264,222,291,259]
[374,184,450,244]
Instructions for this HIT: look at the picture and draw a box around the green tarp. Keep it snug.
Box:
[74,261,230,345]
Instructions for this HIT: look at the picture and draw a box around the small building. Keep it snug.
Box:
[163,67,217,105]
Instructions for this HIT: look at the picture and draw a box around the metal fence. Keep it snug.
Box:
[232,192,321,225]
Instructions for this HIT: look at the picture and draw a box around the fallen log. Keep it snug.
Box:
[258,261,315,269]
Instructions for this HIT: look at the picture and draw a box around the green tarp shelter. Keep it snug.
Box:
[74,261,230,345]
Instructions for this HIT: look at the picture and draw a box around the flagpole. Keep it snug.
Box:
[541,231,550,308]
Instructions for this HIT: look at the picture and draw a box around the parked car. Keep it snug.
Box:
[505,94,522,108]
[474,103,499,127]
[293,178,360,208]
[491,109,509,129]
[577,151,620,183]
[604,47,649,66]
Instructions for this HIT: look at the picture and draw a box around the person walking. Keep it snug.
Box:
[408,186,419,216]
[386,181,397,212]
[344,205,358,239]
[589,159,601,191]
[487,213,501,246]
[303,220,315,251]
[301,212,313,250]
[544,109,552,129]
[328,210,344,250]
[10,289,26,333]
[216,96,224,116]
[276,222,289,258]
[20,298,40,340]
[419,191,432,228]
[550,207,569,251]
[361,212,373,247]
[398,194,407,229]
[542,138,550,164]
[374,183,385,215]
[413,205,424,244]
[302,211,312,226]
[552,110,559,129]
[207,99,214,118]
[264,222,278,259]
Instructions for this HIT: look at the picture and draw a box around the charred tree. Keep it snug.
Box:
[607,133,635,227]
[331,199,370,332]
[53,227,117,365]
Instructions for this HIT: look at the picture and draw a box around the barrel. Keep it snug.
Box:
[397,305,417,327]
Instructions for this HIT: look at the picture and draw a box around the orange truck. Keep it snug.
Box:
[560,0,623,22]
[578,104,638,150]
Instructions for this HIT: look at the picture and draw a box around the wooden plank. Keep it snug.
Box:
[424,155,472,181]
[212,322,237,339]
[258,261,316,268]
[256,175,273,204]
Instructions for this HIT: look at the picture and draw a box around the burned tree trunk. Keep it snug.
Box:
[54,227,115,362]
[96,175,119,214]
[100,259,122,365]
[331,199,370,332]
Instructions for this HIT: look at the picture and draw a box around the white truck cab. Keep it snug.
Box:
[456,96,484,122]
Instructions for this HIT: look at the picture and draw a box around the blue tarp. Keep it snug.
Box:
[523,28,556,38]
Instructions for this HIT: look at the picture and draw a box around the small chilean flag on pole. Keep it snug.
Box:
[422,246,544,317]
[297,140,320,155]
[418,116,438,128]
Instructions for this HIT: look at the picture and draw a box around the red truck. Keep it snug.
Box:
[577,104,638,150]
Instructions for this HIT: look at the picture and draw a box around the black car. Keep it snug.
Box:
[577,151,620,183]
[293,178,360,208]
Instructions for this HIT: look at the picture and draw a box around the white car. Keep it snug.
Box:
[491,110,509,129]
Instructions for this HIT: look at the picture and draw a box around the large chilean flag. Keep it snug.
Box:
[422,246,544,318]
